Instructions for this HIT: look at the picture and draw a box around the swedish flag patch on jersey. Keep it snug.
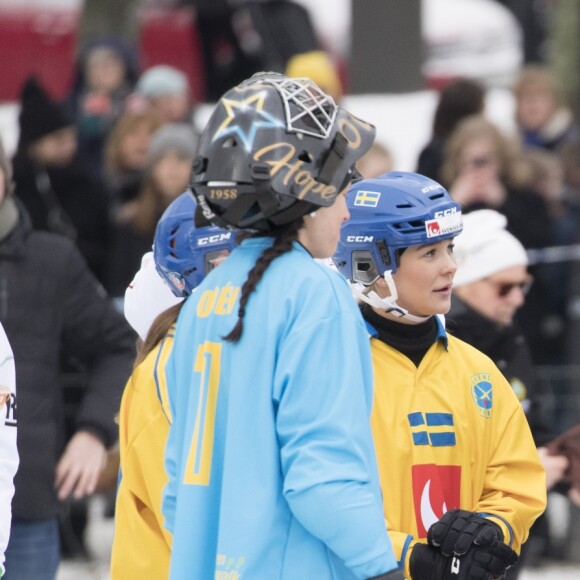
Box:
[408,412,456,446]
[353,190,381,207]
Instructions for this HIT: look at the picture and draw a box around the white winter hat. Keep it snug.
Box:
[124,252,182,341]
[453,209,528,287]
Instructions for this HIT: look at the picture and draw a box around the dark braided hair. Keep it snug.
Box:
[223,217,304,342]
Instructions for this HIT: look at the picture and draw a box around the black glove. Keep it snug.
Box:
[367,567,405,580]
[409,542,518,580]
[427,510,503,557]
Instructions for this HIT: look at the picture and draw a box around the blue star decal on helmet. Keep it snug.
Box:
[212,91,285,151]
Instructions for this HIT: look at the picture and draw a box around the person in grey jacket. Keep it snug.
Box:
[0,138,135,580]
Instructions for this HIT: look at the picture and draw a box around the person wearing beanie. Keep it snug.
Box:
[106,123,199,300]
[65,36,139,179]
[448,209,568,579]
[0,135,135,579]
[12,76,112,287]
[134,65,194,124]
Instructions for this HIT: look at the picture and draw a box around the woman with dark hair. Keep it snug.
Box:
[416,78,485,182]
[161,73,402,580]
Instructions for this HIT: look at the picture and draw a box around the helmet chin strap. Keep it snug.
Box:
[352,270,431,324]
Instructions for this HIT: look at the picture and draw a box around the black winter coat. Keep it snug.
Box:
[447,295,553,446]
[12,156,112,286]
[0,206,135,519]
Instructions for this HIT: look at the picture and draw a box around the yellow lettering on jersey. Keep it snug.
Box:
[184,342,222,486]
[197,285,240,318]
[197,289,218,318]
[215,284,240,315]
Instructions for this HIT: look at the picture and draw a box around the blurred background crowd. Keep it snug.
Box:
[1,0,580,578]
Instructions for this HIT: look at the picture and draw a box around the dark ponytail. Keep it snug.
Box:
[223,218,304,342]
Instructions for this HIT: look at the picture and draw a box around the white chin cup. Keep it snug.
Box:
[351,271,431,324]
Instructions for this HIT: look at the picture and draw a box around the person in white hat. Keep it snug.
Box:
[448,209,569,579]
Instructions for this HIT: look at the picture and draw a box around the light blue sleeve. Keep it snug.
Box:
[274,311,398,579]
[161,348,178,535]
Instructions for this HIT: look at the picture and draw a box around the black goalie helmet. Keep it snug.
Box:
[191,72,375,231]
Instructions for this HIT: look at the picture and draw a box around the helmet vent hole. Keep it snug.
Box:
[429,193,445,200]
[395,203,412,209]
[298,151,313,163]
[222,137,238,148]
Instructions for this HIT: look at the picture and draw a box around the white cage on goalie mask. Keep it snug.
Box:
[249,75,338,139]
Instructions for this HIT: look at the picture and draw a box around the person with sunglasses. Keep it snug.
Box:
[448,209,569,579]
[333,173,546,580]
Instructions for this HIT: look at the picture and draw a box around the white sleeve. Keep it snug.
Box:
[123,252,183,341]
[0,322,18,575]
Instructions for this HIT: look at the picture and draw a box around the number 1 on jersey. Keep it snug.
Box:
[184,341,222,485]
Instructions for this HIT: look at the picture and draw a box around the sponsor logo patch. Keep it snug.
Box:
[412,464,461,537]
[425,211,462,238]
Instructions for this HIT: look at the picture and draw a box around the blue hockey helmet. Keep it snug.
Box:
[191,72,375,231]
[154,191,236,297]
[333,171,462,285]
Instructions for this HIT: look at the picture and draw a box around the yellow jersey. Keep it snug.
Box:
[369,328,546,578]
[110,329,174,579]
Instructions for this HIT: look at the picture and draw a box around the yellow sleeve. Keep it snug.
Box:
[475,373,547,553]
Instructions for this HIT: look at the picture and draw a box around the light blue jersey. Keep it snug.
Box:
[162,238,398,580]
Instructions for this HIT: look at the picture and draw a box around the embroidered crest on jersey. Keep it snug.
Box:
[412,464,461,537]
[353,190,381,207]
[408,412,456,446]
[470,373,493,418]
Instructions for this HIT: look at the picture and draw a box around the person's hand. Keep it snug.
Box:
[54,430,107,500]
[537,446,569,490]
[569,486,580,507]
[410,542,517,580]
[449,171,505,208]
[427,510,503,557]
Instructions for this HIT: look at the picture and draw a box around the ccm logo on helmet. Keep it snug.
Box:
[346,235,374,242]
[197,233,233,246]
